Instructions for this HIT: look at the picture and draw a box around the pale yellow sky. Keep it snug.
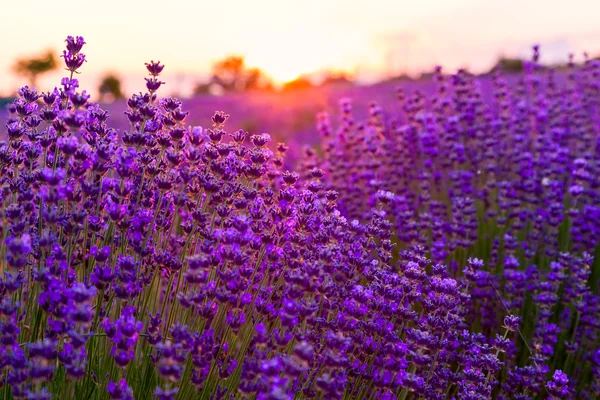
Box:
[1,0,599,97]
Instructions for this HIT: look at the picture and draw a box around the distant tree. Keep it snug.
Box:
[488,58,524,74]
[193,81,225,96]
[320,72,353,87]
[212,55,246,92]
[193,82,214,96]
[12,50,58,88]
[98,74,124,103]
[282,76,314,91]
[244,67,273,92]
[209,55,273,93]
[419,71,436,80]
[378,73,413,84]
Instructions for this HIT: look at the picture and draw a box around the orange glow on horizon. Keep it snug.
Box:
[1,0,600,97]
[238,25,368,85]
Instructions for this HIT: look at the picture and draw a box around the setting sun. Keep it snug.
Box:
[240,25,370,84]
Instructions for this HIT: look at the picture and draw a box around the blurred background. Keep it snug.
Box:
[1,0,600,145]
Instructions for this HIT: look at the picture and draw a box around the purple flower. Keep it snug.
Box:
[63,50,86,72]
[107,379,134,400]
[65,35,86,54]
[145,60,165,76]
[154,387,178,400]
[545,370,569,399]
[102,306,143,368]
[145,78,165,92]
[211,111,229,126]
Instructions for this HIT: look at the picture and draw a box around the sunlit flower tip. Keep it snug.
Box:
[145,60,165,76]
[229,129,247,144]
[207,128,225,143]
[211,110,229,126]
[65,36,86,54]
[187,126,206,145]
[250,133,271,148]
[503,315,520,332]
[282,171,299,186]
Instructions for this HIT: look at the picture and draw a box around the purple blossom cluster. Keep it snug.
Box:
[313,48,600,399]
[0,36,598,400]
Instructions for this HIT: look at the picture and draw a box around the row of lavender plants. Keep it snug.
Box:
[0,36,598,399]
[312,47,600,398]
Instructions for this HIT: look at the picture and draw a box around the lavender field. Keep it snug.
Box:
[1,36,599,400]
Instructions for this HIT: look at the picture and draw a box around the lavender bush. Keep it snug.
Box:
[0,36,598,400]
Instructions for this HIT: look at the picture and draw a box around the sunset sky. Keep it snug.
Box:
[1,0,599,97]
